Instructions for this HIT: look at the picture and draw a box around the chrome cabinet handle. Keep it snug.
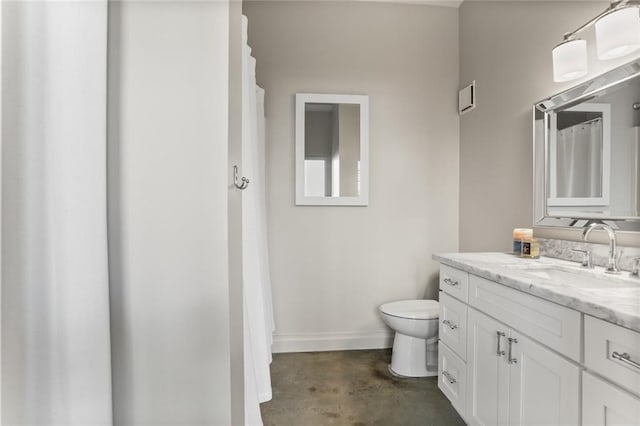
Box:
[612,351,640,370]
[443,319,458,330]
[442,370,456,384]
[443,277,459,287]
[496,331,506,357]
[508,337,518,364]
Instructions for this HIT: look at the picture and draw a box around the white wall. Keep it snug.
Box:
[227,0,245,422]
[107,2,236,423]
[244,1,460,352]
[459,1,640,250]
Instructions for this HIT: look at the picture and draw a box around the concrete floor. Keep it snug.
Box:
[260,349,466,425]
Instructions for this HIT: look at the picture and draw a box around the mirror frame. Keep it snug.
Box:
[295,93,370,206]
[534,58,640,232]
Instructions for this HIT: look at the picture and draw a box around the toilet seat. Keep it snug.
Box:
[379,300,439,320]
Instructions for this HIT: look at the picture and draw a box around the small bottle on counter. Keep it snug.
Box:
[513,228,533,255]
[521,236,540,259]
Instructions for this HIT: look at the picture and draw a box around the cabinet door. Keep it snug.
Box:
[438,341,467,421]
[466,308,510,426]
[440,291,468,360]
[507,331,580,425]
[583,371,640,426]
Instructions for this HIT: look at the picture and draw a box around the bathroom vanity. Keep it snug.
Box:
[434,252,640,426]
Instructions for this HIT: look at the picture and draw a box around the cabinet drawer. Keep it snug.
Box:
[468,274,581,362]
[440,291,468,361]
[440,264,469,303]
[438,341,467,421]
[583,371,640,426]
[585,315,640,396]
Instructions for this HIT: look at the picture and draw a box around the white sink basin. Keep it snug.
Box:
[514,266,639,289]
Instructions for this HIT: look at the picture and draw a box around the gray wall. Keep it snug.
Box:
[244,1,460,351]
[459,1,640,250]
[107,2,236,423]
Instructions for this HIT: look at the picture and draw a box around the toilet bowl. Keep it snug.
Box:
[379,300,439,378]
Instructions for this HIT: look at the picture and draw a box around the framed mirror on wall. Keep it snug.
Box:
[534,59,640,232]
[295,93,369,206]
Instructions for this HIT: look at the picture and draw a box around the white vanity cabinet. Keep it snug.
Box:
[439,263,580,425]
[466,308,580,426]
[436,254,640,426]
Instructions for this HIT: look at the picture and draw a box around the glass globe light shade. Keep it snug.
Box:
[596,7,640,60]
[552,39,588,82]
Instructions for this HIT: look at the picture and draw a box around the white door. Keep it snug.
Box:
[583,372,640,426]
[507,331,580,425]
[466,308,510,426]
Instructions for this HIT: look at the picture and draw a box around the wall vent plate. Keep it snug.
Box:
[459,81,475,115]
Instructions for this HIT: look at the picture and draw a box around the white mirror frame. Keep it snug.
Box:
[295,93,370,206]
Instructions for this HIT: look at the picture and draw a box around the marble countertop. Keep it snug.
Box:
[433,252,640,333]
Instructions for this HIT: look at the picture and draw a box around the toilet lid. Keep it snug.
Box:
[379,300,439,320]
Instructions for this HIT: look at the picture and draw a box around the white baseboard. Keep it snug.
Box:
[272,330,394,353]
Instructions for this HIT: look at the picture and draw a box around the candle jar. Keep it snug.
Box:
[521,237,540,259]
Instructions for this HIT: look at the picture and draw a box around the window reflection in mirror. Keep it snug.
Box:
[304,103,360,197]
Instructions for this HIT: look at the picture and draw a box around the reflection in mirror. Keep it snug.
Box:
[296,94,369,206]
[534,59,640,231]
[304,103,360,197]
[548,103,610,208]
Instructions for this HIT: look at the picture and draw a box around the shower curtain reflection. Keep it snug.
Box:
[556,118,603,198]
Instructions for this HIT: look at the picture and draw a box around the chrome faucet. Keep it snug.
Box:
[582,223,620,274]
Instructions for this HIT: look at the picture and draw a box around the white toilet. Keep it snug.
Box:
[379,300,439,377]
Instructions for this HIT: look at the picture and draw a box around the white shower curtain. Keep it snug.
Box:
[556,118,603,198]
[242,15,275,426]
[2,1,113,424]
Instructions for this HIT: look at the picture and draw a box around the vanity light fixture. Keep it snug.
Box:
[552,0,640,82]
[552,38,588,82]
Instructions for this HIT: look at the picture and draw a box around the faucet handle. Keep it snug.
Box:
[632,258,640,277]
[572,249,593,269]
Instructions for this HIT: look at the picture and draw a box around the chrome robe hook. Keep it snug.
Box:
[233,165,250,190]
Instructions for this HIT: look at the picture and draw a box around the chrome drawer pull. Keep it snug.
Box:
[443,277,459,287]
[443,319,458,330]
[496,331,506,357]
[442,370,456,384]
[612,351,640,370]
[508,337,518,364]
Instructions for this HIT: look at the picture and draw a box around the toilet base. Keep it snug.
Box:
[389,333,438,378]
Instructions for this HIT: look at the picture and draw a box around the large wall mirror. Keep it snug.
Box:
[534,59,640,231]
[295,93,369,206]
